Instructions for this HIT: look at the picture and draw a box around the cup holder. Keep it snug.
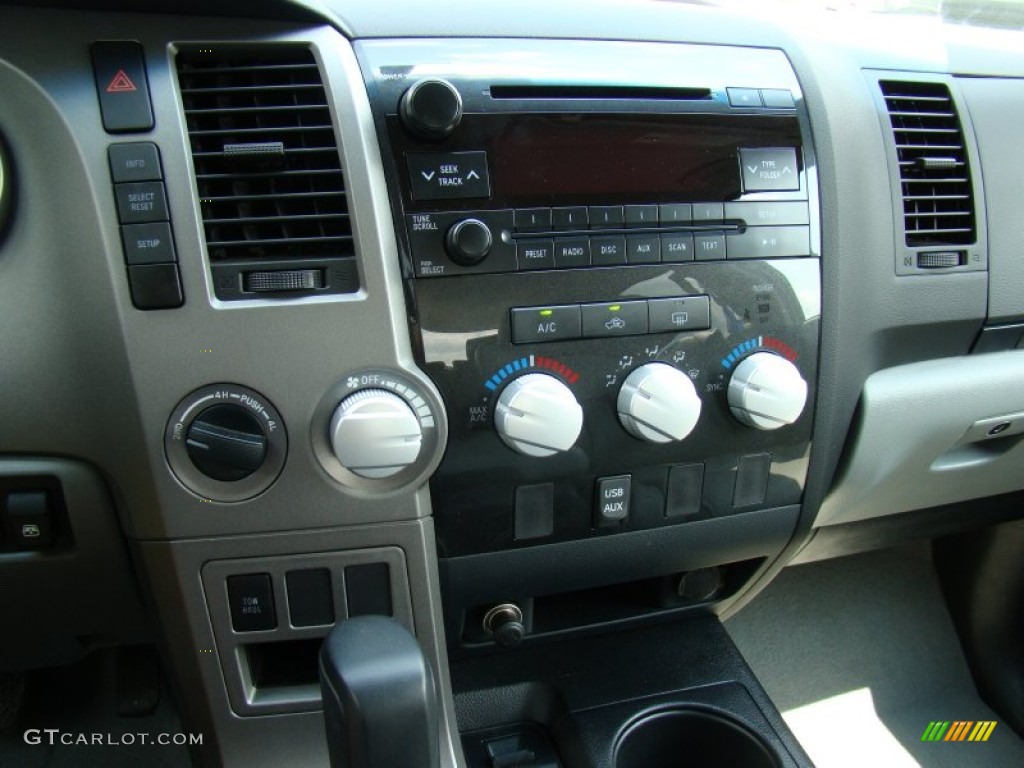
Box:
[614,708,780,768]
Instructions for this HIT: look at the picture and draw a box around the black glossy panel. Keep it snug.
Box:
[417,261,818,556]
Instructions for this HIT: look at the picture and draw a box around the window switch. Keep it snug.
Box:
[4,491,53,549]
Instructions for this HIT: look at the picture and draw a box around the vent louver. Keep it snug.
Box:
[880,80,976,247]
[176,46,358,300]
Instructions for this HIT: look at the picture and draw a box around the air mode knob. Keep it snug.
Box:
[494,373,583,457]
[330,389,424,479]
[446,218,492,266]
[399,78,463,141]
[617,363,702,443]
[728,352,808,430]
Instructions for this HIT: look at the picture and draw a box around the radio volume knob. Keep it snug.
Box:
[330,389,424,479]
[494,373,583,457]
[728,352,808,430]
[446,218,492,266]
[399,78,463,141]
[617,363,702,443]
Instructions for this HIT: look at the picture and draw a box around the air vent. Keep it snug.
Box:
[176,46,358,300]
[880,80,976,247]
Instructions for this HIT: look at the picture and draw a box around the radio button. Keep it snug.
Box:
[516,239,555,270]
[658,203,692,225]
[726,225,810,259]
[511,305,581,344]
[591,236,627,266]
[514,208,552,232]
[554,238,591,268]
[627,235,661,264]
[692,202,725,223]
[581,301,648,338]
[588,205,624,228]
[624,205,658,227]
[552,206,589,230]
[648,296,711,333]
[661,233,694,262]
[740,147,800,192]
[694,232,726,260]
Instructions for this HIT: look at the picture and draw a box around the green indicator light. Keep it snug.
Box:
[539,309,553,317]
[609,305,621,312]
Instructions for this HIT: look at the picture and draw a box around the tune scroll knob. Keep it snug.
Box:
[728,352,808,430]
[617,363,702,443]
[446,218,493,266]
[399,78,463,141]
[494,373,583,457]
[330,389,424,479]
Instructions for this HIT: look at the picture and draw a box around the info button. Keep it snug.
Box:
[511,305,581,344]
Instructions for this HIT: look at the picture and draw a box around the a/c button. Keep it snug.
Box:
[511,305,582,344]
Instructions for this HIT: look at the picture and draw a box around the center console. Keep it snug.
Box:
[354,37,820,767]
[358,38,820,651]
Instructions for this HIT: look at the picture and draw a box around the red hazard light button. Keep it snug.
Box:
[92,41,154,133]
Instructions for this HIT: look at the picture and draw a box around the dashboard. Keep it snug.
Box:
[1,1,1024,766]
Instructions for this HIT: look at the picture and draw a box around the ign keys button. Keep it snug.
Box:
[407,151,491,200]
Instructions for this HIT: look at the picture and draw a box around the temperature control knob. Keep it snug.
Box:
[446,219,492,266]
[617,363,702,443]
[494,373,583,457]
[330,389,424,479]
[728,352,808,430]
[399,78,463,141]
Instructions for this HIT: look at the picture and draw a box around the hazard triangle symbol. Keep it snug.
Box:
[106,69,137,93]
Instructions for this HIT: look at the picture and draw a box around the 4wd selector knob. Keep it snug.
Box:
[446,219,492,266]
[330,389,424,479]
[185,404,268,481]
[399,78,463,141]
[728,352,808,430]
[494,373,583,457]
[617,363,702,443]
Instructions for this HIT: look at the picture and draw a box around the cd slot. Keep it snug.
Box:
[489,84,712,101]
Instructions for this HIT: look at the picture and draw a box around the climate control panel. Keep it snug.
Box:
[414,259,819,556]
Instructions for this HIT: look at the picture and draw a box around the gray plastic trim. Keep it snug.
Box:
[818,351,1024,527]
[956,76,1024,324]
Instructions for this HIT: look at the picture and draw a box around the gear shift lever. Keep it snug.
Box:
[319,615,441,768]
